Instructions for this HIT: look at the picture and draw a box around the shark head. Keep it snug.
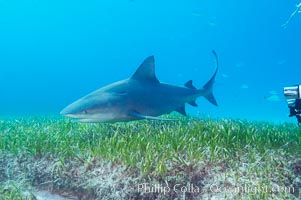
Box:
[60,56,156,122]
[60,81,130,122]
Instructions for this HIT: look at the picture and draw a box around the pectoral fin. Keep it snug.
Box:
[129,111,175,121]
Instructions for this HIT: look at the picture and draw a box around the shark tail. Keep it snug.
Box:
[202,50,218,106]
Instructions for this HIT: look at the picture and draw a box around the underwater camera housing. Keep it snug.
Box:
[284,85,301,125]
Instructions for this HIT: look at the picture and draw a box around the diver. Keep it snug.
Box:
[292,99,301,125]
[288,99,301,125]
[284,85,301,125]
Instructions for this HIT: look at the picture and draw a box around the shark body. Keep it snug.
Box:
[60,51,219,122]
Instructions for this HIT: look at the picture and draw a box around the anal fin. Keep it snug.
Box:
[188,100,198,107]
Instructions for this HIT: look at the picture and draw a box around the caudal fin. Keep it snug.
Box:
[203,50,218,106]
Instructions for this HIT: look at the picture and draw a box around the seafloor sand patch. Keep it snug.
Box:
[0,117,300,199]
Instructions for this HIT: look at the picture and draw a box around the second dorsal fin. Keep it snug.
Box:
[184,80,196,89]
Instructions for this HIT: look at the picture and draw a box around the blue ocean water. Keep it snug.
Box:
[0,0,300,123]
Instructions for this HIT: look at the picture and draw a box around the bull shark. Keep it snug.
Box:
[60,51,219,122]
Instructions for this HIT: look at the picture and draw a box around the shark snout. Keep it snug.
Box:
[60,108,68,116]
[60,107,84,119]
[60,103,79,117]
[60,97,89,117]
[60,100,97,119]
[60,107,74,117]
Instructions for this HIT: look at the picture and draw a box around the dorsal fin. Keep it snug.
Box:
[131,56,159,83]
[184,80,196,89]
